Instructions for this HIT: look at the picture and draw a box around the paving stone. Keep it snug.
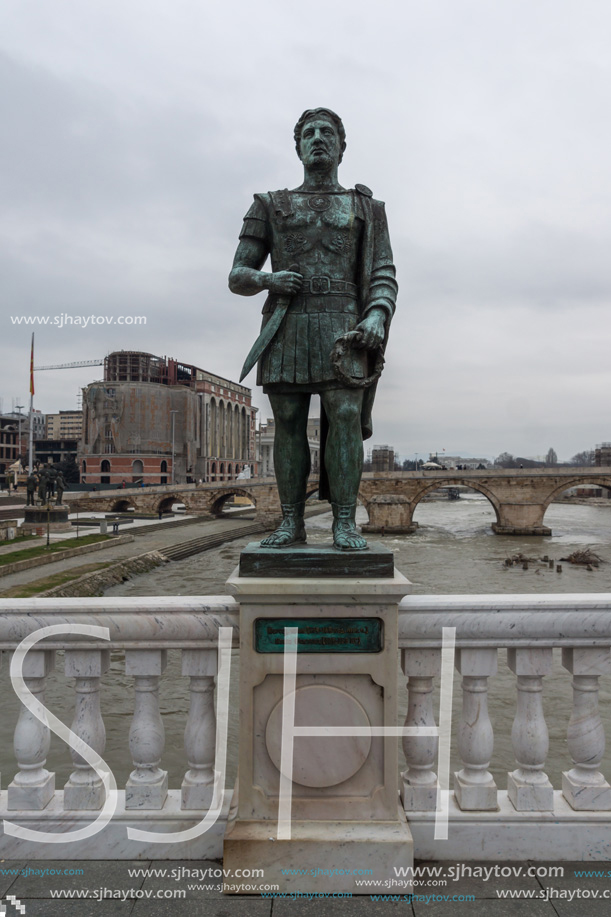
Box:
[131,898,272,917]
[18,901,133,917]
[532,860,611,889]
[414,859,540,898]
[0,861,27,897]
[8,859,150,899]
[412,899,557,917]
[273,898,410,916]
[140,859,225,900]
[551,899,611,916]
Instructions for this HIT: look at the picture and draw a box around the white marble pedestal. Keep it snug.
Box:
[223,544,413,895]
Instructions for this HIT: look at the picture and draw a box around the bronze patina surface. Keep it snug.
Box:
[229,108,397,552]
[254,617,383,654]
[239,541,395,578]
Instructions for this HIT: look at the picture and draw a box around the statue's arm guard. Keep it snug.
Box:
[361,199,397,322]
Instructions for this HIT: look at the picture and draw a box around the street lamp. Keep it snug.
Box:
[15,405,24,470]
[170,410,179,485]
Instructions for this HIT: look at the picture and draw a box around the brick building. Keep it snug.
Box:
[79,351,258,486]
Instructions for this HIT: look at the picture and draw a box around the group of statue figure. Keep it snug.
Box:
[25,465,66,507]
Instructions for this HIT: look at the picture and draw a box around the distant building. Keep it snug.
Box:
[46,410,83,440]
[370,445,395,473]
[79,351,258,486]
[439,455,493,470]
[35,439,79,467]
[2,409,45,456]
[257,416,320,478]
[595,443,611,466]
[0,416,18,475]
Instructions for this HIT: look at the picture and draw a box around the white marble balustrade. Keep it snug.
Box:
[1,594,611,860]
[400,593,611,859]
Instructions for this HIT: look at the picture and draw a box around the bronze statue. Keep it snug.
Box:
[26,473,38,506]
[55,472,66,506]
[229,108,397,550]
[37,466,49,504]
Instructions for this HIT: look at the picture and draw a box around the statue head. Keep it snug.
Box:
[294,108,346,164]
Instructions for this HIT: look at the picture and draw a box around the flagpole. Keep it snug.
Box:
[28,333,34,474]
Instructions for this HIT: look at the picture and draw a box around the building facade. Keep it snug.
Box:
[46,411,83,440]
[0,417,18,476]
[257,416,320,478]
[370,445,395,473]
[35,439,79,467]
[79,351,258,486]
[595,443,611,466]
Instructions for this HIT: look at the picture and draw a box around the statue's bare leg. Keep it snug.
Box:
[260,392,311,547]
[321,388,367,551]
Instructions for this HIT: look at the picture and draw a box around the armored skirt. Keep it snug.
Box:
[257,292,367,393]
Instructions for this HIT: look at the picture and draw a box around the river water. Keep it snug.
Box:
[3,495,611,795]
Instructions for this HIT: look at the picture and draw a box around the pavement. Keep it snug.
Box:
[0,858,607,916]
[0,514,258,594]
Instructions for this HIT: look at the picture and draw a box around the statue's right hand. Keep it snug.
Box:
[267,270,303,295]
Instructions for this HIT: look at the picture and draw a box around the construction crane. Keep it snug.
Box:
[33,359,104,371]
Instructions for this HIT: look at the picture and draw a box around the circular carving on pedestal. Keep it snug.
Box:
[265,685,372,788]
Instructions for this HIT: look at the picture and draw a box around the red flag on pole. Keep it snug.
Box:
[30,333,35,396]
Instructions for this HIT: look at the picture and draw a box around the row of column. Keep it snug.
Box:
[7,642,610,815]
[401,645,611,812]
[209,402,249,462]
[6,648,218,812]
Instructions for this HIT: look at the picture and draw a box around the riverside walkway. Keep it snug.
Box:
[0,513,261,595]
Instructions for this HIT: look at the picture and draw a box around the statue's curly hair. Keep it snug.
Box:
[294,108,346,163]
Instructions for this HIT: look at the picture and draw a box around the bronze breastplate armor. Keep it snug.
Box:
[268,192,363,282]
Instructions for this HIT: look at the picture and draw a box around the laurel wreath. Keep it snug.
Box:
[330,331,385,388]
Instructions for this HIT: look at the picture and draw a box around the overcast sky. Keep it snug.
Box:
[2,0,610,462]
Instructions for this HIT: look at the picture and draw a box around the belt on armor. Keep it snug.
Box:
[299,276,357,296]
[289,298,359,314]
[240,274,358,382]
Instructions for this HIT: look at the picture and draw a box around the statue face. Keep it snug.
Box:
[299,117,341,171]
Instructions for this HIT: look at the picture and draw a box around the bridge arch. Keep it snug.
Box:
[156,495,179,514]
[210,488,257,516]
[411,479,501,525]
[541,476,611,521]
[110,498,136,513]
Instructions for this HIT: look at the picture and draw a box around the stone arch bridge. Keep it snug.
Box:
[359,468,611,535]
[64,468,611,536]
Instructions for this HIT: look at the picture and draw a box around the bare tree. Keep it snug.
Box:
[570,450,595,466]
[545,448,558,466]
[494,452,516,468]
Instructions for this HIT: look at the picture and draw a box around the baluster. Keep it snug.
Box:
[562,647,611,810]
[400,648,440,811]
[63,649,110,810]
[125,649,168,809]
[8,649,56,810]
[507,647,553,810]
[454,648,498,810]
[181,649,217,809]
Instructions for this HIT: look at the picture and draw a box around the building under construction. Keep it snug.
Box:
[369,445,396,473]
[80,351,258,485]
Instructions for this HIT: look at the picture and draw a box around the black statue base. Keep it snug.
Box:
[22,504,71,534]
[239,542,394,578]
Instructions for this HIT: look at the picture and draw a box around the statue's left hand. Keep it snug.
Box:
[354,310,386,350]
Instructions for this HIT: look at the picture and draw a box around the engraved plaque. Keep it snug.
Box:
[254,617,383,653]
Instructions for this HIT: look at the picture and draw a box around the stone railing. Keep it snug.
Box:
[0,598,238,860]
[400,594,611,860]
[1,594,611,860]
